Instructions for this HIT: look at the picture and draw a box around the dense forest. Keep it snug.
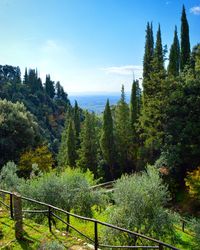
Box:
[0,5,200,249]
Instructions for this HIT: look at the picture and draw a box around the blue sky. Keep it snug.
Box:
[0,0,200,94]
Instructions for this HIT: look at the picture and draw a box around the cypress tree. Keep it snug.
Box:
[115,85,132,174]
[168,26,180,77]
[66,119,76,167]
[100,99,115,178]
[55,81,62,99]
[130,80,141,167]
[77,112,98,177]
[73,100,81,146]
[152,24,164,74]
[180,5,190,71]
[143,22,154,81]
[23,67,28,84]
[130,80,140,128]
[45,74,55,98]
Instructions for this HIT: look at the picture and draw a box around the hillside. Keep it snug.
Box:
[0,65,71,153]
[0,207,90,250]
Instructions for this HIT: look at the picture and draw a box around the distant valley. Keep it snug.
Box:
[69,93,130,113]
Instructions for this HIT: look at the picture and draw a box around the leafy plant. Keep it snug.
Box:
[104,166,176,246]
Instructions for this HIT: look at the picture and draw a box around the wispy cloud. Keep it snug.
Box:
[190,6,200,15]
[101,65,143,78]
[42,39,62,52]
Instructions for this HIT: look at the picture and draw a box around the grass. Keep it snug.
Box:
[0,199,197,250]
[0,208,88,250]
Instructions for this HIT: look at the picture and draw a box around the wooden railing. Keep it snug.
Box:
[0,189,180,250]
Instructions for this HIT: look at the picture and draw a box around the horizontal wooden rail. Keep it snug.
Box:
[0,189,179,250]
[99,245,159,249]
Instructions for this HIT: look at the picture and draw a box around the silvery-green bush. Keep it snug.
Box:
[38,240,65,250]
[19,168,105,217]
[104,165,176,246]
[0,161,22,191]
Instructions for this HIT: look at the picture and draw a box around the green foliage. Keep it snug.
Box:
[0,65,71,155]
[190,219,200,249]
[143,22,154,81]
[0,99,42,167]
[168,26,180,76]
[19,145,54,177]
[45,74,55,98]
[0,161,21,191]
[152,24,165,74]
[77,111,99,177]
[185,167,200,199]
[38,241,65,250]
[115,85,133,173]
[73,100,81,143]
[104,166,176,245]
[100,99,116,179]
[180,5,190,71]
[19,168,102,217]
[66,119,77,167]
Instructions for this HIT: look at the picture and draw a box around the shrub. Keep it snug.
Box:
[38,240,65,250]
[19,168,105,217]
[190,218,200,249]
[0,161,22,191]
[103,165,176,246]
[185,167,200,200]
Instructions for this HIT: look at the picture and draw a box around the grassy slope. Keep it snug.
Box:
[0,204,196,250]
[0,208,88,250]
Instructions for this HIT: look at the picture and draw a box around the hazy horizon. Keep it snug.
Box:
[0,0,199,93]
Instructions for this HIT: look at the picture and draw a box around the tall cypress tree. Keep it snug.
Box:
[140,24,166,163]
[180,5,190,71]
[152,24,164,74]
[130,80,141,128]
[66,119,76,167]
[73,100,81,147]
[77,111,98,177]
[168,26,180,77]
[23,68,28,84]
[100,99,115,179]
[143,22,154,81]
[130,80,141,167]
[45,74,55,98]
[115,85,132,174]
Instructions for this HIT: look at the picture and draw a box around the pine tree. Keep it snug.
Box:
[100,99,115,178]
[66,119,76,167]
[115,85,132,174]
[180,5,190,71]
[77,112,98,177]
[168,26,180,76]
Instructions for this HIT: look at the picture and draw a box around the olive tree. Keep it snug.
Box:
[104,166,176,246]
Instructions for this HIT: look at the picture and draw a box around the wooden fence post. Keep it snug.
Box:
[10,193,13,219]
[13,192,23,240]
[66,213,70,232]
[48,206,52,232]
[94,220,98,250]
